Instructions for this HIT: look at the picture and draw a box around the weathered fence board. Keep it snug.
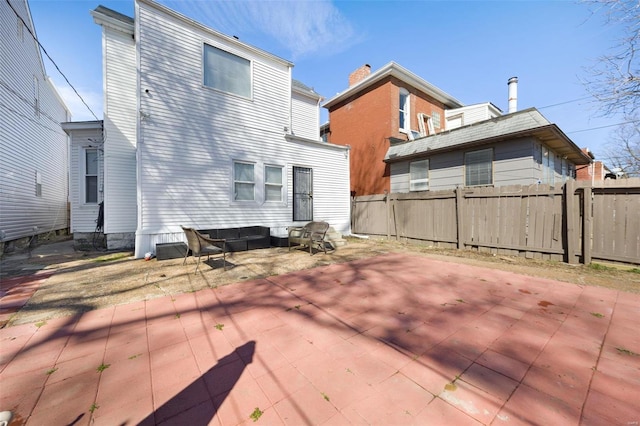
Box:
[352,179,640,266]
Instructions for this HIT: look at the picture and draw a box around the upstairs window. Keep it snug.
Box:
[85,149,98,204]
[204,44,251,98]
[399,88,410,132]
[465,148,493,186]
[233,161,255,201]
[410,160,429,191]
[265,165,283,202]
[432,111,441,129]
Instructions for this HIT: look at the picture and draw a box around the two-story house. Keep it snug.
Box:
[64,0,351,257]
[325,64,591,194]
[1,0,70,253]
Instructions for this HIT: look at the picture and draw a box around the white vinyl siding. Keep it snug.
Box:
[102,23,137,235]
[203,44,252,98]
[465,148,493,186]
[291,91,320,140]
[132,1,350,257]
[409,160,429,191]
[67,126,103,233]
[0,0,69,242]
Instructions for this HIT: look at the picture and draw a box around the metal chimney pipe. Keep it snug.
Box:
[508,77,518,113]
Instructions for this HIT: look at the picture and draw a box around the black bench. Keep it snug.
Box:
[205,226,270,252]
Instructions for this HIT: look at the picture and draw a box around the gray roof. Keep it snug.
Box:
[292,79,321,99]
[93,5,134,25]
[385,108,592,165]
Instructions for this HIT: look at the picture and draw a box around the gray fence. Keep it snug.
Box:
[351,179,640,265]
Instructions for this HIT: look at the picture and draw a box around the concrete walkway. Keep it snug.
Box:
[1,253,639,425]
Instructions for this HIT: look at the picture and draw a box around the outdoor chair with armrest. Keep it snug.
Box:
[181,226,227,274]
[288,221,330,255]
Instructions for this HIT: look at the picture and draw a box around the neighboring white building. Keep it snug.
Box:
[0,0,70,251]
[66,0,351,257]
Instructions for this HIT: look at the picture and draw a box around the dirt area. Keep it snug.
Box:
[2,236,639,327]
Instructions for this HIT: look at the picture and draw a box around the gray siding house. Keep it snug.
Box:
[386,108,591,192]
[1,0,70,252]
[65,0,351,257]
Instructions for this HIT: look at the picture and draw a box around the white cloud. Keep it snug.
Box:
[170,0,360,59]
[55,85,102,122]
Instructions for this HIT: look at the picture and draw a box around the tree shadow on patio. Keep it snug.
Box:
[138,341,255,425]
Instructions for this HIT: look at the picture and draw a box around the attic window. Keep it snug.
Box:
[432,112,441,129]
[203,44,251,98]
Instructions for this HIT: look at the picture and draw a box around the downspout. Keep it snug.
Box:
[134,0,144,257]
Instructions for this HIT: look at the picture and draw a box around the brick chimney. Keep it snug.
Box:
[349,64,371,86]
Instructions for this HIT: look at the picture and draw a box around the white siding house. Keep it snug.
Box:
[0,0,70,251]
[84,0,350,257]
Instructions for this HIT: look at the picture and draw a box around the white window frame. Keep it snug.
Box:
[83,148,99,204]
[399,88,410,133]
[409,159,429,191]
[233,160,256,202]
[464,148,493,187]
[203,43,252,99]
[541,145,555,185]
[264,164,284,203]
[432,111,441,130]
[35,171,42,197]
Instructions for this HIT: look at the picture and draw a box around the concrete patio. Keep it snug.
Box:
[1,252,639,425]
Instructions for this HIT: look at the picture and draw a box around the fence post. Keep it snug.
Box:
[583,185,592,265]
[385,191,390,240]
[565,180,578,264]
[456,187,464,249]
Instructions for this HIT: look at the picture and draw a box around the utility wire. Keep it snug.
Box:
[537,96,593,110]
[567,119,640,134]
[5,0,99,121]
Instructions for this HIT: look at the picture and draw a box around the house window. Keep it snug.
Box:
[85,149,98,204]
[233,161,255,201]
[409,160,429,191]
[204,44,251,98]
[465,148,493,186]
[35,171,42,197]
[399,88,410,132]
[265,165,283,202]
[432,111,441,129]
[541,145,555,185]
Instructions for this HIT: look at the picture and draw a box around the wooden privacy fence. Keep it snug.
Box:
[351,179,640,265]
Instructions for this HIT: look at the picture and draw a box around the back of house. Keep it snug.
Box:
[84,0,350,257]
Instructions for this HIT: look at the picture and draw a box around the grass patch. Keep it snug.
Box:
[591,312,605,318]
[93,253,130,262]
[588,262,615,271]
[96,363,110,372]
[174,313,181,319]
[89,403,99,413]
[616,347,639,356]
[321,392,330,401]
[455,299,466,303]
[45,368,58,375]
[249,407,263,422]
[128,354,142,360]
[628,268,640,274]
[35,321,47,328]
[214,323,224,331]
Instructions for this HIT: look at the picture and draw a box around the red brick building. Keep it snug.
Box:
[323,63,463,196]
[576,148,614,182]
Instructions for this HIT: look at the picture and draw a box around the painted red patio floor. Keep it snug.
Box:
[1,253,639,425]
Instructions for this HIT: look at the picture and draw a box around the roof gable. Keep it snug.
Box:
[323,62,463,110]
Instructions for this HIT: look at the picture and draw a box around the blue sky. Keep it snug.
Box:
[28,0,624,160]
